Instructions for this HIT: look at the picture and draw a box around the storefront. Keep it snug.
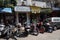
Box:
[14,6,30,26]
[40,8,52,20]
[30,6,41,24]
[0,8,14,24]
[14,5,42,26]
[52,7,60,17]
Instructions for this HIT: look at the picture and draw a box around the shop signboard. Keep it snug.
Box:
[14,6,30,12]
[52,7,60,11]
[30,6,41,13]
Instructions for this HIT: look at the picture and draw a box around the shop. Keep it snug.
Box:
[30,6,41,24]
[40,8,52,20]
[14,6,30,26]
[0,8,14,24]
[14,5,42,26]
[52,7,60,17]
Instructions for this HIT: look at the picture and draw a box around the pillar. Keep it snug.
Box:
[26,13,30,26]
[16,12,19,24]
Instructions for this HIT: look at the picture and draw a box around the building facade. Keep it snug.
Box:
[14,0,50,26]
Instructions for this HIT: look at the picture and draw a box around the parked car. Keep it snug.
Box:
[43,17,60,32]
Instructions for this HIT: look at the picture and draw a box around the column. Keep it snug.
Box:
[16,12,19,24]
[26,13,30,26]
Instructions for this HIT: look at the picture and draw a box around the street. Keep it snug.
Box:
[0,30,60,40]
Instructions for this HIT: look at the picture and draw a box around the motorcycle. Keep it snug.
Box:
[30,23,39,36]
[4,24,17,40]
[15,23,28,37]
[25,25,31,34]
[0,23,17,40]
[45,22,53,33]
[36,22,45,34]
[0,24,5,38]
[48,25,53,33]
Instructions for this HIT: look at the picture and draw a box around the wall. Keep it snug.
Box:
[16,0,47,8]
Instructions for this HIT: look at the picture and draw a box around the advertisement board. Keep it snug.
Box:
[14,6,30,12]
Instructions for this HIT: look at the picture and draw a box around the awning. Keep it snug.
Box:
[30,6,41,13]
[2,8,12,13]
[52,7,60,11]
[41,8,52,13]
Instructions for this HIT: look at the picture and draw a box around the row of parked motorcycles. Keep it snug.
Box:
[0,22,53,40]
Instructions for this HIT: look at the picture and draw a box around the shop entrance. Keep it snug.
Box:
[18,13,27,25]
[30,13,40,24]
[0,13,15,25]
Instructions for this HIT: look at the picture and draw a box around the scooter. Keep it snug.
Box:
[30,23,39,36]
[25,25,31,34]
[36,22,45,34]
[46,23,53,33]
[15,23,28,37]
[48,25,53,33]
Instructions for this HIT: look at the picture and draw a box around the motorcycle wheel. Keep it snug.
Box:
[33,29,39,36]
[15,32,20,37]
[40,26,45,34]
[53,26,57,31]
[23,31,28,37]
[48,29,53,33]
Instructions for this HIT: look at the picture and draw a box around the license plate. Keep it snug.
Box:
[0,32,1,35]
[34,32,37,34]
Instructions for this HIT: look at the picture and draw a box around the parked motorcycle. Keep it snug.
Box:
[0,24,6,38]
[0,23,17,40]
[30,23,39,36]
[36,22,45,34]
[4,24,17,40]
[48,25,53,33]
[44,22,53,33]
[15,23,28,37]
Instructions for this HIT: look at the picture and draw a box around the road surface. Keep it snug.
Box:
[0,30,60,40]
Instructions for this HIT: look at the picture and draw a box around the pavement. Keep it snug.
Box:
[0,30,60,40]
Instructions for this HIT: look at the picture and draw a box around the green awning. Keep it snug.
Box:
[30,6,41,13]
[41,8,52,13]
